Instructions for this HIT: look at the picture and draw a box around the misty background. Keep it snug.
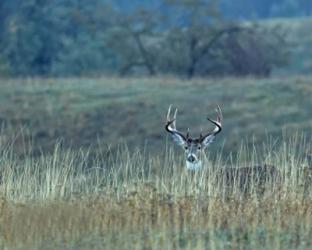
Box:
[0,0,311,78]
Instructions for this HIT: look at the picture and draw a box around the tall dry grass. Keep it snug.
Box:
[0,133,311,249]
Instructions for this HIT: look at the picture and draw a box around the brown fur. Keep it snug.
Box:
[216,164,281,194]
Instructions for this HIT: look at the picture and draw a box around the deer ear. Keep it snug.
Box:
[201,134,216,148]
[170,133,187,146]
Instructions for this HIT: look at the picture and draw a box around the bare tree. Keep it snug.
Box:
[106,8,160,76]
[105,0,289,78]
[160,0,243,78]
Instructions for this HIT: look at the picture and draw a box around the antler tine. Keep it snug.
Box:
[173,108,178,129]
[215,104,222,124]
[207,105,222,125]
[200,105,222,142]
[167,105,172,122]
[186,128,190,139]
[166,105,178,129]
[165,105,187,142]
[200,127,203,139]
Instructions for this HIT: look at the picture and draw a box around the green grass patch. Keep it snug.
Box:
[0,76,311,158]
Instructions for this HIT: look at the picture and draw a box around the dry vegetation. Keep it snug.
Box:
[0,133,311,249]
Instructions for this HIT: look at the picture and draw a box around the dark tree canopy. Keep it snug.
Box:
[0,0,300,77]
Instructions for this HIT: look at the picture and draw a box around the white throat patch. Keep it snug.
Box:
[186,160,202,171]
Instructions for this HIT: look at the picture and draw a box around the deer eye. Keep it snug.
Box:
[198,146,201,150]
[184,146,188,150]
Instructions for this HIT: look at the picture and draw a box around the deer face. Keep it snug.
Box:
[165,105,222,170]
[183,138,204,170]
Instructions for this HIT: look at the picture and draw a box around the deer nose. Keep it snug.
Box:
[187,155,196,163]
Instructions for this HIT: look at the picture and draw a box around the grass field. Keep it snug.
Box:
[0,76,311,158]
[0,134,311,249]
[0,75,311,249]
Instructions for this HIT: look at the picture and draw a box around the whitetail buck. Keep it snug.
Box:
[165,105,222,170]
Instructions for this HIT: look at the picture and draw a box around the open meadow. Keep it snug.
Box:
[0,76,311,249]
[1,1,312,248]
[1,76,311,156]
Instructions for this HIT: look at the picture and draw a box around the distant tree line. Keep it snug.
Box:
[0,0,294,78]
[221,0,312,19]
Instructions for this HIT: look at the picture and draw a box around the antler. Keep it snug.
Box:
[200,105,222,144]
[165,105,187,145]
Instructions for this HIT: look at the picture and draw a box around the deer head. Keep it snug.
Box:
[165,105,222,170]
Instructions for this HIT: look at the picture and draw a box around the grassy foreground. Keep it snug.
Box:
[0,134,311,249]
